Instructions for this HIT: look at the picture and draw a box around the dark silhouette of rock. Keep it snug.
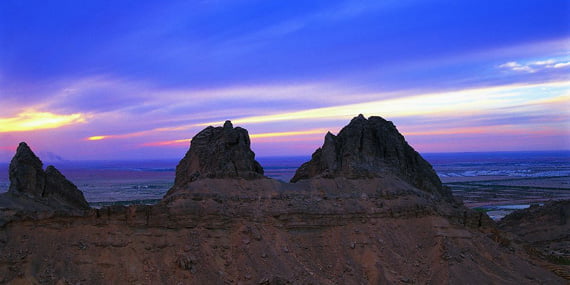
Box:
[44,165,90,210]
[6,142,89,211]
[291,115,450,198]
[8,142,45,197]
[173,120,264,189]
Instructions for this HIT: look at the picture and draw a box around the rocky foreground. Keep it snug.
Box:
[0,115,568,284]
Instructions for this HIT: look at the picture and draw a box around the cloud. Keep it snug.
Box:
[498,57,570,73]
[532,59,556,65]
[553,62,570,68]
[79,79,569,154]
[0,111,87,133]
[197,80,570,126]
[499,62,536,73]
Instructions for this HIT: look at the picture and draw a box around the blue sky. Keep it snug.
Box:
[0,0,569,160]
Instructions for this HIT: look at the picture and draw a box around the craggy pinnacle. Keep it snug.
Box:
[291,115,451,199]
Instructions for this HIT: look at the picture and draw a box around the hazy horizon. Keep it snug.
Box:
[0,148,568,164]
[1,1,568,161]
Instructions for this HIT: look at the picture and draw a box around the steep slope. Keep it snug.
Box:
[499,200,570,277]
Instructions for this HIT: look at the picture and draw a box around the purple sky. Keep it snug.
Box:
[1,0,569,161]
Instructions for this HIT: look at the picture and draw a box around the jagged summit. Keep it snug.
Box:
[172,120,264,189]
[9,142,45,197]
[7,142,89,210]
[291,115,451,198]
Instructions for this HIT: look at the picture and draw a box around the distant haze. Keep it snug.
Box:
[1,1,568,161]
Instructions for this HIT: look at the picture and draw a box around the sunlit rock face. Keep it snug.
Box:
[172,120,265,190]
[8,142,89,210]
[291,115,451,198]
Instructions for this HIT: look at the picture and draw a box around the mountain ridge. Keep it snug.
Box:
[0,115,566,284]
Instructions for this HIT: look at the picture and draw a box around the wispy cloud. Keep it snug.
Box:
[77,80,568,152]
[554,62,570,68]
[498,62,537,73]
[498,57,570,73]
[198,81,570,126]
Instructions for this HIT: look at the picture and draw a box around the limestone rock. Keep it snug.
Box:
[173,121,264,189]
[6,142,89,211]
[291,115,451,198]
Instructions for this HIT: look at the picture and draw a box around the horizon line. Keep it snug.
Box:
[0,149,569,164]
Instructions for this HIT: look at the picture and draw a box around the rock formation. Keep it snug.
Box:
[291,115,450,198]
[0,120,567,284]
[8,142,45,197]
[44,165,90,210]
[4,142,89,211]
[172,120,264,190]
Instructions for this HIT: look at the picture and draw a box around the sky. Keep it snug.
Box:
[0,0,569,161]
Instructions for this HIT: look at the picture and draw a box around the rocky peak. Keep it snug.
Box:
[291,115,451,198]
[173,121,264,188]
[44,166,90,210]
[8,142,89,210]
[9,142,45,197]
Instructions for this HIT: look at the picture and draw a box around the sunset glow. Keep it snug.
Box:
[0,111,86,133]
[199,81,570,127]
[1,1,568,160]
[86,136,107,141]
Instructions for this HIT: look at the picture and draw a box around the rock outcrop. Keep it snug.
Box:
[172,121,264,190]
[291,115,450,198]
[0,119,566,284]
[4,142,89,211]
[8,142,45,197]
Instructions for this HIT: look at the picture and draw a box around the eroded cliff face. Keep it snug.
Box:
[291,115,449,199]
[0,118,567,284]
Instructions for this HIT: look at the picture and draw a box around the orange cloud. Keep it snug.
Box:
[0,110,86,132]
[86,135,108,141]
[84,130,156,141]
